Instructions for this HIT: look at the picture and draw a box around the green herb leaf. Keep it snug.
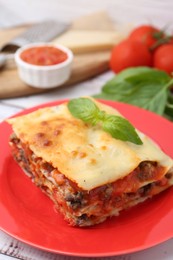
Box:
[67,98,101,125]
[168,90,173,104]
[102,115,143,145]
[94,67,173,118]
[68,98,143,145]
[164,101,173,120]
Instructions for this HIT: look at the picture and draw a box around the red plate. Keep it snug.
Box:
[0,100,173,257]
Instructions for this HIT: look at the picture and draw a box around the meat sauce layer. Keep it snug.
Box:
[9,134,172,226]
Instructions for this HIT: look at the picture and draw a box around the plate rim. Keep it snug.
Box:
[0,99,173,257]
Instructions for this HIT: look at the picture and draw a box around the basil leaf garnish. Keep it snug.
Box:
[68,98,143,145]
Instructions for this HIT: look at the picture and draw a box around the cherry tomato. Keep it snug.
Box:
[153,44,173,75]
[109,40,152,73]
[128,25,164,49]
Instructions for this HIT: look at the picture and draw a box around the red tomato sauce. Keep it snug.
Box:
[20,46,68,66]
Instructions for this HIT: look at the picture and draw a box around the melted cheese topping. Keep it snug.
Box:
[7,100,173,190]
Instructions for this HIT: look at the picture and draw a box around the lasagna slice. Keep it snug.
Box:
[7,99,173,227]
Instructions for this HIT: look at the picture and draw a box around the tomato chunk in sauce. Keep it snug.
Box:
[20,46,68,66]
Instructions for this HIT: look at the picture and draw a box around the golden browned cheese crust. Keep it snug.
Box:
[7,99,173,190]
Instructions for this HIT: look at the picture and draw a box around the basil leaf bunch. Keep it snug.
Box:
[68,98,143,145]
[94,67,173,120]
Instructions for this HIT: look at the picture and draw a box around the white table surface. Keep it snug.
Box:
[1,1,173,259]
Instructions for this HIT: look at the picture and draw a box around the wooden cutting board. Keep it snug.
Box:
[0,12,122,99]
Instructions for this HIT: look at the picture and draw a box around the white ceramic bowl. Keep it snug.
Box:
[14,43,73,89]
